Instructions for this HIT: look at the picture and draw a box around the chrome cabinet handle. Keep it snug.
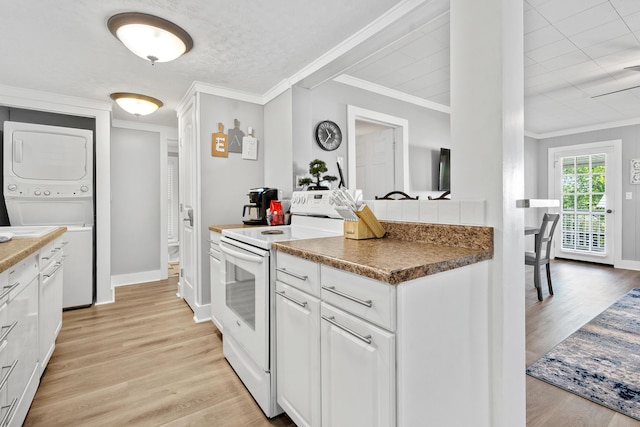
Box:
[0,360,18,392]
[0,397,18,427]
[0,321,18,344]
[0,283,19,300]
[43,262,63,279]
[321,285,372,308]
[276,267,308,281]
[275,290,307,308]
[322,315,372,344]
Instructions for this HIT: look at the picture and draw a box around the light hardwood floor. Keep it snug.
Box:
[526,259,640,427]
[24,277,294,427]
[23,260,640,426]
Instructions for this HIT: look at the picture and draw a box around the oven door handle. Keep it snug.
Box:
[219,244,264,264]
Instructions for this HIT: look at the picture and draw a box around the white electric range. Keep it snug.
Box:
[219,190,343,418]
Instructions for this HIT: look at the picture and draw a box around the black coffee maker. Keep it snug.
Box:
[243,187,279,225]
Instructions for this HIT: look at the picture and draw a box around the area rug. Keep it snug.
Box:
[526,288,640,420]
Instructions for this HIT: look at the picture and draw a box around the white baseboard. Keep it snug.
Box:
[191,301,212,323]
[111,270,163,287]
[614,260,640,271]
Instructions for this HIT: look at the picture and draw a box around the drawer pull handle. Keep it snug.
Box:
[0,321,18,344]
[0,283,19,300]
[275,290,307,308]
[43,262,63,279]
[322,315,372,345]
[321,286,372,308]
[0,360,18,393]
[276,267,308,281]
[0,397,17,427]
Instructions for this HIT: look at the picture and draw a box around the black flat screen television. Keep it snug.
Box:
[438,148,450,192]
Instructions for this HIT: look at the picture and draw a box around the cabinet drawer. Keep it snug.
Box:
[209,231,221,245]
[39,237,66,269]
[6,254,38,301]
[320,265,396,331]
[276,252,320,298]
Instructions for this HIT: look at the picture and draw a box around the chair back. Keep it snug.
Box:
[536,213,560,262]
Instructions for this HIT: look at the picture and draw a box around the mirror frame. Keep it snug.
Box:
[346,105,410,194]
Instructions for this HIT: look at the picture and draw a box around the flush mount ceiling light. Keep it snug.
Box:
[107,12,193,64]
[110,92,163,116]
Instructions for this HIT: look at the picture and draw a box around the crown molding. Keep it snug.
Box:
[531,117,640,139]
[0,84,111,112]
[334,74,451,114]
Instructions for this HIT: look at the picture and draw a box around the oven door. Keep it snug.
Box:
[219,237,270,371]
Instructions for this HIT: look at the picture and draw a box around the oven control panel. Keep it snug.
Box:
[290,190,340,218]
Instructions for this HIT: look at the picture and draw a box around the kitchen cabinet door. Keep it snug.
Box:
[320,302,395,427]
[276,281,320,427]
[209,231,223,332]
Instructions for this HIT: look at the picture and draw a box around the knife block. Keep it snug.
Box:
[343,205,386,240]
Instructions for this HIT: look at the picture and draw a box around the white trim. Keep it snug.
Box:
[614,260,640,271]
[533,117,640,140]
[263,79,294,104]
[347,105,410,193]
[190,302,212,323]
[547,140,622,267]
[336,75,451,114]
[0,84,111,112]
[112,119,178,135]
[111,270,164,287]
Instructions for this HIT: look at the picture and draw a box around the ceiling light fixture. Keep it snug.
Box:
[107,12,193,64]
[110,92,163,116]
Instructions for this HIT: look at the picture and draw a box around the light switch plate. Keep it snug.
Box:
[626,192,633,200]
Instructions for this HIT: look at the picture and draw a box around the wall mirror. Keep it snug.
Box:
[346,105,409,200]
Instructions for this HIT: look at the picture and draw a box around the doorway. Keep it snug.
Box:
[346,105,409,197]
[548,140,622,266]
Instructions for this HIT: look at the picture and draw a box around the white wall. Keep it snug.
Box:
[292,80,450,195]
[110,127,162,285]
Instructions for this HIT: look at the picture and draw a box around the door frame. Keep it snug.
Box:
[346,105,409,193]
[547,139,622,267]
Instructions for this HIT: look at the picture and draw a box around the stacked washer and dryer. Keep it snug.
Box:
[3,121,94,308]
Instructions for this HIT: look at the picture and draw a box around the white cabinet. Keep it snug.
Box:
[275,249,490,427]
[39,235,65,373]
[209,231,223,332]
[320,303,395,427]
[4,253,39,427]
[275,281,321,427]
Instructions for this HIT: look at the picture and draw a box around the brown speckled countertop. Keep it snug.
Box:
[0,227,67,273]
[209,224,266,233]
[272,221,493,285]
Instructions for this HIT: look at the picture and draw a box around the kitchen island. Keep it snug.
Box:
[272,221,493,427]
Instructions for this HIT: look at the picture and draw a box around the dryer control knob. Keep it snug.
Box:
[7,184,17,191]
[80,185,89,192]
[44,190,51,196]
[34,190,41,196]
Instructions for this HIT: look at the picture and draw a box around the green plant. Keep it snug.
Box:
[298,159,337,189]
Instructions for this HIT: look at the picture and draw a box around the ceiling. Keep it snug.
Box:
[3,0,640,137]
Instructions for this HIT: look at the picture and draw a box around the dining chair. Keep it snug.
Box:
[525,213,560,301]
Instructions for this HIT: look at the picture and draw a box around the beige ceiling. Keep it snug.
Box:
[2,0,640,137]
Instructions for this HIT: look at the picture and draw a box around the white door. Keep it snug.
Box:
[356,128,395,200]
[320,302,395,427]
[275,282,321,427]
[179,100,197,308]
[551,144,616,265]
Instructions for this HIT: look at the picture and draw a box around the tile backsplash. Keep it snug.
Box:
[368,199,486,226]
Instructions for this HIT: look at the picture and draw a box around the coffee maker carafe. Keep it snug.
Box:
[243,187,279,225]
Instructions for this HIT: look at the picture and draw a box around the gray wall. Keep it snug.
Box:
[110,127,161,275]
[535,125,640,261]
[264,89,294,196]
[198,93,265,303]
[292,80,451,194]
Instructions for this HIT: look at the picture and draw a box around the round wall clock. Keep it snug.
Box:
[315,120,342,151]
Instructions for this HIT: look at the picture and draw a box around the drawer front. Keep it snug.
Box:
[320,265,396,331]
[39,237,65,269]
[209,231,221,245]
[276,252,320,298]
[6,254,38,301]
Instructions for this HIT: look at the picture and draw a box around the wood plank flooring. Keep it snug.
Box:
[23,277,294,427]
[526,259,640,427]
[23,259,640,426]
